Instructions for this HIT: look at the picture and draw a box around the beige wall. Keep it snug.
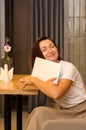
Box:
[0,0,5,59]
[68,0,86,85]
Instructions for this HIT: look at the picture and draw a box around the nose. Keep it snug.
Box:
[47,47,52,52]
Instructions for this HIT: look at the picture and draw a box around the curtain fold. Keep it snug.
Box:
[30,0,64,58]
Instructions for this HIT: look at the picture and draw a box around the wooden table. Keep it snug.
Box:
[0,75,38,130]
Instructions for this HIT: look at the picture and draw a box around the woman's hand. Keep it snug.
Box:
[20,76,33,84]
[47,77,58,85]
[17,75,33,89]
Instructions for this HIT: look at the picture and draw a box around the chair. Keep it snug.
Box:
[42,119,86,130]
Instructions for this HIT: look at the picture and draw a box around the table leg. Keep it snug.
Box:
[4,95,11,130]
[16,95,22,130]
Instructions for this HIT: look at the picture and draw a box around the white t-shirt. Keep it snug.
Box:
[55,60,86,108]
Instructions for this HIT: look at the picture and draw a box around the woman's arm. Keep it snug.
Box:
[19,76,73,99]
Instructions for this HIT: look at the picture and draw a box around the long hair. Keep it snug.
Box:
[30,36,62,70]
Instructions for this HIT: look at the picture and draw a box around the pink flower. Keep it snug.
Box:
[3,44,11,64]
[3,44,11,53]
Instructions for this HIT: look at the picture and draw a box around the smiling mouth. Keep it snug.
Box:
[48,54,55,57]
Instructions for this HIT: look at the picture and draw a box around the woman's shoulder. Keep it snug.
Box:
[60,60,77,72]
[59,60,80,80]
[60,60,75,67]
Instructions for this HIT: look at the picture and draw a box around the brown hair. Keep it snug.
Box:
[30,36,62,69]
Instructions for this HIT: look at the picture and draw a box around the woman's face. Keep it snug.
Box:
[39,39,59,62]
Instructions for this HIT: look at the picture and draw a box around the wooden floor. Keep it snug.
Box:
[0,111,29,130]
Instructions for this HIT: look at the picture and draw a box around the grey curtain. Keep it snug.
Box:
[29,0,64,58]
[27,0,65,112]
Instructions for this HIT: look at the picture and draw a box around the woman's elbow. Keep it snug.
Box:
[50,91,60,100]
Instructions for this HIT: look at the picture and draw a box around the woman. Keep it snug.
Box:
[19,36,86,130]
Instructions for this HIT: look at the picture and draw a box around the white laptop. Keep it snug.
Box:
[31,57,61,82]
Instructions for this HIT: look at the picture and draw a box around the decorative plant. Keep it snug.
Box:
[3,44,11,64]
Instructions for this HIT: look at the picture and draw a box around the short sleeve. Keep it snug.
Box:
[60,62,77,82]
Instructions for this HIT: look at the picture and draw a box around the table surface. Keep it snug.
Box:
[0,74,38,95]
